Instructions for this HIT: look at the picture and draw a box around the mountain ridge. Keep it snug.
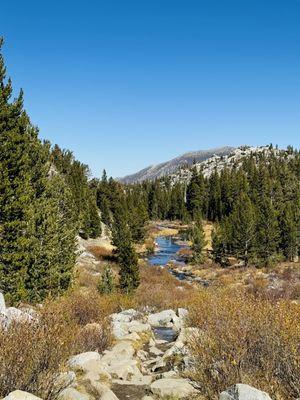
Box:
[119,146,235,183]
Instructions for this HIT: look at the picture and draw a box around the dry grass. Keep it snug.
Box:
[187,287,300,400]
[87,245,114,260]
[0,290,118,400]
[134,263,196,310]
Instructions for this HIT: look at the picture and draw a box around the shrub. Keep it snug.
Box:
[0,290,115,400]
[187,287,300,400]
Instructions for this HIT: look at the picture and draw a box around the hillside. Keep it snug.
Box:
[119,146,234,183]
[168,145,294,184]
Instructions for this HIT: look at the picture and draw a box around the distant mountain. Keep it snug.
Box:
[167,145,291,185]
[119,146,235,183]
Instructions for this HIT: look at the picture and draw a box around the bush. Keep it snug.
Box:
[187,287,300,400]
[0,290,115,400]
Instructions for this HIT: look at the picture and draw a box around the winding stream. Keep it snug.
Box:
[148,236,186,266]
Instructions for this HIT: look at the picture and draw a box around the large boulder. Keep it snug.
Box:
[68,351,111,382]
[3,391,42,400]
[150,378,198,398]
[219,384,272,400]
[147,310,181,329]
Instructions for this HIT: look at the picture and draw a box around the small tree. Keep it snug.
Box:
[112,204,140,294]
[191,219,207,264]
[98,265,115,294]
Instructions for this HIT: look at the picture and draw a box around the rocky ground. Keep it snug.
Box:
[1,306,274,400]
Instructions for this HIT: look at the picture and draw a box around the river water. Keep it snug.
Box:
[148,236,186,266]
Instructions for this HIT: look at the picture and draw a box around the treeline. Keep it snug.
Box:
[119,147,300,266]
[0,40,100,304]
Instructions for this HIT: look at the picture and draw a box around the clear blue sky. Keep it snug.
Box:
[1,1,300,177]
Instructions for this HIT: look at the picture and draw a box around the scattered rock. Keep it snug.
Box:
[219,384,272,400]
[150,378,198,398]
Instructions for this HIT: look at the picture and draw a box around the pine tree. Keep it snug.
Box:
[191,219,207,264]
[0,39,77,303]
[98,265,115,294]
[256,196,280,266]
[280,202,299,261]
[112,204,140,293]
[0,38,45,303]
[26,172,77,302]
[186,167,205,219]
[228,193,256,265]
[212,225,228,265]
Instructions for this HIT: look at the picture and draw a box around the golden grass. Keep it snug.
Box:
[187,287,300,400]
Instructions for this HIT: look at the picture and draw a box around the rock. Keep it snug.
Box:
[112,375,153,386]
[6,307,34,325]
[150,378,198,398]
[54,371,76,391]
[142,396,154,400]
[58,388,92,400]
[219,384,272,400]
[137,350,148,361]
[3,391,42,400]
[111,309,139,324]
[112,320,151,340]
[100,390,119,400]
[177,308,189,320]
[161,370,178,378]
[0,292,6,315]
[149,346,164,356]
[68,352,111,382]
[68,352,101,371]
[101,341,135,362]
[106,359,142,381]
[147,310,178,327]
[121,332,141,342]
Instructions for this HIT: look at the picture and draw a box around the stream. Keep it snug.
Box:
[148,236,187,267]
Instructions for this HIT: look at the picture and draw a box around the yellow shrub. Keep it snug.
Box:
[188,287,300,399]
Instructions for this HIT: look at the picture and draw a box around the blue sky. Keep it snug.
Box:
[1,1,300,177]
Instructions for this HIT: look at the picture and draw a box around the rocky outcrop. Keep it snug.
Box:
[220,384,272,400]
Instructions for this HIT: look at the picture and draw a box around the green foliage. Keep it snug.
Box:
[191,219,207,264]
[186,167,206,219]
[0,39,77,304]
[98,265,115,294]
[111,203,140,293]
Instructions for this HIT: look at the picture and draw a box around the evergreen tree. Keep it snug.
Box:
[228,193,256,265]
[191,219,207,263]
[186,167,205,219]
[0,39,77,303]
[280,202,299,261]
[98,265,115,294]
[256,196,280,266]
[112,203,140,293]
